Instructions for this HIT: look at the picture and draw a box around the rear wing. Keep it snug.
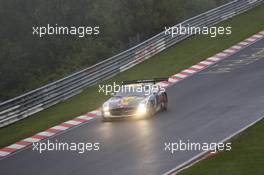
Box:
[122,78,168,85]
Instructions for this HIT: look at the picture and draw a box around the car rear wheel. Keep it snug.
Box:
[161,93,168,111]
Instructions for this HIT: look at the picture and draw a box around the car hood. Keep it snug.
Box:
[106,96,146,108]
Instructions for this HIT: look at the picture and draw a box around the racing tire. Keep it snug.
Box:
[102,116,111,122]
[161,93,168,111]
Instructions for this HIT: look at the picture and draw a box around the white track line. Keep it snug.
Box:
[164,116,264,175]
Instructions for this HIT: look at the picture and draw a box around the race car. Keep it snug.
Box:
[101,78,168,121]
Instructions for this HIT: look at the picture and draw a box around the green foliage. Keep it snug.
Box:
[0,0,230,101]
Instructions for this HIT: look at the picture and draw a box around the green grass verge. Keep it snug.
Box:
[1,4,264,148]
[178,118,264,175]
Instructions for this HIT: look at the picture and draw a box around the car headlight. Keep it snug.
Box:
[103,104,109,112]
[137,103,147,115]
[104,111,110,116]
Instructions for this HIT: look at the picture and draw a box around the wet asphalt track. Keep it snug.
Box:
[1,38,264,175]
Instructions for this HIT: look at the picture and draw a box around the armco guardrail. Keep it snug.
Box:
[0,0,263,127]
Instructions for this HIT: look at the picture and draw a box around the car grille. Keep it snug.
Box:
[110,107,137,116]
